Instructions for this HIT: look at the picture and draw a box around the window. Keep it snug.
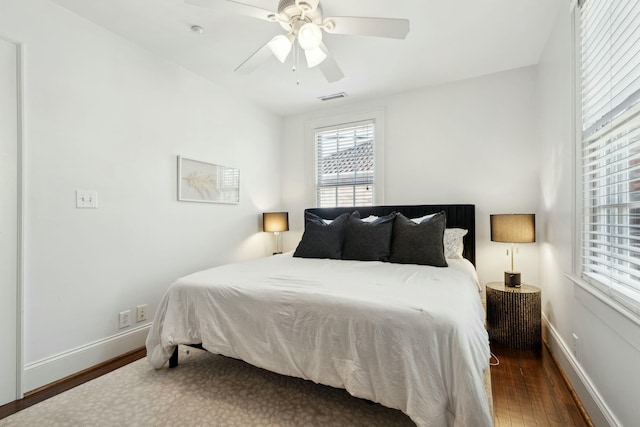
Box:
[578,0,640,313]
[315,120,374,207]
[314,119,376,208]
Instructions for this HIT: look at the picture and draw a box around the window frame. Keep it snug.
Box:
[570,0,640,324]
[304,109,385,208]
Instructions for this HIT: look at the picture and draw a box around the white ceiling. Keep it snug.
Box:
[49,0,561,116]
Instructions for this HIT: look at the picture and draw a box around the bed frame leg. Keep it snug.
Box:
[169,346,179,368]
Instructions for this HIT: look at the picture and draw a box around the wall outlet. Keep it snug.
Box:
[572,333,580,361]
[136,304,147,322]
[76,190,98,208]
[119,310,131,329]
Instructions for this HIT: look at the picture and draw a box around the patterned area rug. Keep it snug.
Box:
[1,346,492,426]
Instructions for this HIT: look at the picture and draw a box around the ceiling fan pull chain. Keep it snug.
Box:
[292,42,301,86]
[292,40,298,72]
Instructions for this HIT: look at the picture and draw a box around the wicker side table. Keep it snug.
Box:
[486,282,541,349]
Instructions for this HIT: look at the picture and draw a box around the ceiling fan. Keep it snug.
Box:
[185,0,410,83]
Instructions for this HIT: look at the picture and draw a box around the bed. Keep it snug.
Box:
[145,204,492,427]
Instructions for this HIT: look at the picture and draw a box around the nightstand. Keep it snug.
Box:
[486,282,541,349]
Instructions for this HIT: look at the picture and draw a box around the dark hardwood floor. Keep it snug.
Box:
[2,343,591,426]
[491,343,592,427]
[0,347,147,420]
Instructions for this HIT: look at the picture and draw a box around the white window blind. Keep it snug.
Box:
[315,120,375,208]
[579,0,640,313]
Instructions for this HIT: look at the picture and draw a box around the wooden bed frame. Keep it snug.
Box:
[169,203,476,368]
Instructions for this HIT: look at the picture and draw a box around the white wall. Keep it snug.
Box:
[1,0,283,391]
[536,4,640,426]
[282,67,541,287]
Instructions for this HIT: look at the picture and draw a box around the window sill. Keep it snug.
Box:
[566,273,640,328]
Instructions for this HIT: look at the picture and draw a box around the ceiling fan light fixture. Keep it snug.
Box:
[304,46,327,68]
[197,0,408,82]
[297,22,322,50]
[268,34,293,63]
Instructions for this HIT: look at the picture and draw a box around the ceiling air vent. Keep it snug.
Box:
[318,92,348,102]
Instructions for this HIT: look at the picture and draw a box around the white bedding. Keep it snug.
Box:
[146,254,492,427]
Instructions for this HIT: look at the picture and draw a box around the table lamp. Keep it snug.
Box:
[490,214,535,287]
[263,212,289,254]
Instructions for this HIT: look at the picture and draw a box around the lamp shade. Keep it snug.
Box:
[297,23,323,50]
[304,46,327,68]
[490,214,536,243]
[268,34,293,63]
[263,212,289,233]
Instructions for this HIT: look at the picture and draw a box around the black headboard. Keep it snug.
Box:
[305,204,476,266]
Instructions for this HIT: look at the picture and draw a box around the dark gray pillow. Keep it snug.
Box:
[389,212,448,267]
[293,212,350,259]
[342,211,396,261]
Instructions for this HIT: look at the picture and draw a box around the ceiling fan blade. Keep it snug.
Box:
[234,41,274,74]
[323,17,410,39]
[185,0,276,22]
[318,43,344,83]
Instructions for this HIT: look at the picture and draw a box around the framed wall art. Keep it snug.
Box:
[177,156,239,204]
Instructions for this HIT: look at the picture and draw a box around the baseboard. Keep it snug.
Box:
[23,324,151,393]
[542,314,621,427]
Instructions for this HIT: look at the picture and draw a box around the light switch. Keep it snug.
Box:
[76,190,98,208]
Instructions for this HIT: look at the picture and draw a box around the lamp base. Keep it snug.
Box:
[504,271,521,287]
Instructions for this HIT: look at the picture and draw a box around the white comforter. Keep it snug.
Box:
[146,254,492,427]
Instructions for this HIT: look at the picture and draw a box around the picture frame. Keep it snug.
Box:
[177,156,240,204]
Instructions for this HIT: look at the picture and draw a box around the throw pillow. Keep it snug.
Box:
[342,211,396,261]
[389,212,448,267]
[293,212,350,259]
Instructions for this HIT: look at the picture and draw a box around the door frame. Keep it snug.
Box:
[16,39,24,401]
[1,34,25,401]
